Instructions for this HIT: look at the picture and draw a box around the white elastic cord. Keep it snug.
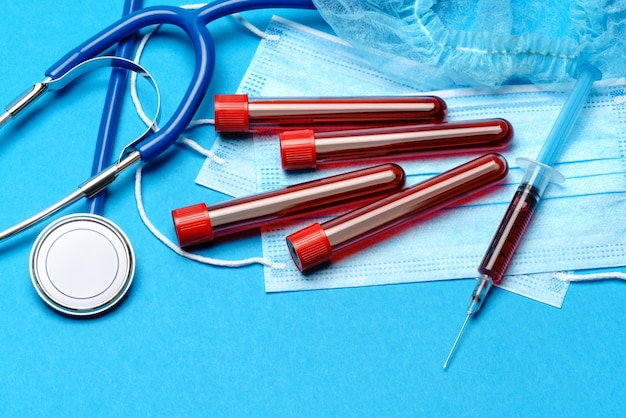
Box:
[231,13,280,40]
[134,161,285,269]
[129,6,278,158]
[180,118,226,163]
[129,9,283,269]
[187,118,215,128]
[178,136,226,163]
[554,271,626,282]
[180,3,280,40]
[130,24,224,163]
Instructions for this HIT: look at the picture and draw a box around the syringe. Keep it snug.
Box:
[443,64,602,369]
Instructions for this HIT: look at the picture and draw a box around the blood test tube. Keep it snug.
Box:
[279,118,513,170]
[172,164,406,248]
[213,94,447,132]
[286,153,508,272]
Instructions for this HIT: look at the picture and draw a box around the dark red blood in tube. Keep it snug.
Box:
[478,183,540,285]
[280,119,513,170]
[172,164,406,248]
[286,153,508,272]
[214,94,447,132]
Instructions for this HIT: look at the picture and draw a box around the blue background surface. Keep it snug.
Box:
[0,1,624,416]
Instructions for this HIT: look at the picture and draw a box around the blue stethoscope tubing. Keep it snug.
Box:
[0,0,317,243]
[48,0,316,164]
[4,0,316,316]
[29,0,145,317]
[87,0,143,215]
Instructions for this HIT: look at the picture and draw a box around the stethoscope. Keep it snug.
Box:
[0,0,316,317]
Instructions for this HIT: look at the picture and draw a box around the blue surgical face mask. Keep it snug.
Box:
[198,16,626,307]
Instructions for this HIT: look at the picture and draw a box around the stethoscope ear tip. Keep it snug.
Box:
[29,214,135,317]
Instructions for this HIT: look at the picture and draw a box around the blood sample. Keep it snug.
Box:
[172,164,406,248]
[478,179,541,282]
[286,153,508,272]
[442,65,602,370]
[213,94,447,132]
[279,118,513,170]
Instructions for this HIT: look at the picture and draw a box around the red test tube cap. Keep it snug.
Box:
[172,203,214,248]
[286,223,332,272]
[214,94,249,132]
[280,129,317,170]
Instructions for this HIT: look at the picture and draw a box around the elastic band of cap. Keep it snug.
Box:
[172,203,214,248]
[214,94,249,132]
[280,129,317,170]
[286,223,332,272]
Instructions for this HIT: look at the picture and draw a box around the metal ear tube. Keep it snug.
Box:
[0,83,50,128]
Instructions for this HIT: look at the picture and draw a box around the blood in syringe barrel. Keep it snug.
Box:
[478,183,540,284]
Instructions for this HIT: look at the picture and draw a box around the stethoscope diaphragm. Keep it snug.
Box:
[29,213,135,317]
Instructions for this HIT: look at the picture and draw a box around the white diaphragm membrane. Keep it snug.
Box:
[30,214,135,317]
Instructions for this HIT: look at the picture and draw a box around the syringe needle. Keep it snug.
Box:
[444,276,493,369]
[443,312,471,369]
[443,65,602,370]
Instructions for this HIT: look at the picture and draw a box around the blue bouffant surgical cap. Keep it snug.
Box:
[313,0,626,87]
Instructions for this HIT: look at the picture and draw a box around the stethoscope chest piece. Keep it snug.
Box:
[30,214,135,317]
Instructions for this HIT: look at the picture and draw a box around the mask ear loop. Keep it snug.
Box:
[134,162,284,268]
[130,11,285,269]
[554,271,626,282]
